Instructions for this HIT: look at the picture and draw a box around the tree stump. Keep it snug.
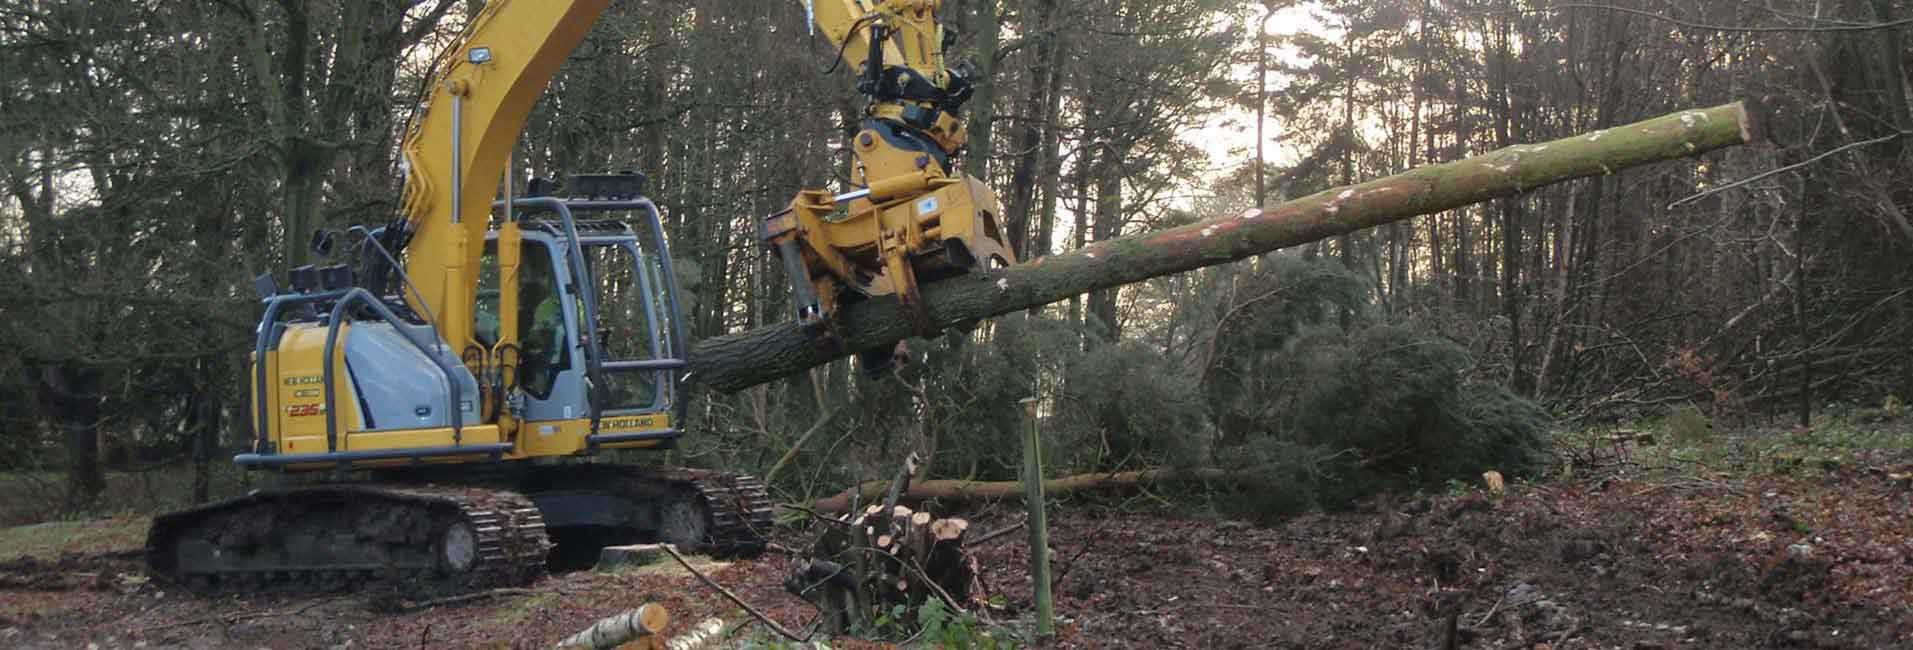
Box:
[784,505,977,634]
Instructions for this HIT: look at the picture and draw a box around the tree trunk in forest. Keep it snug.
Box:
[1003,0,1059,258]
[189,358,219,505]
[1451,75,1474,310]
[1066,121,1092,329]
[808,468,1240,513]
[1031,20,1067,267]
[1394,0,1431,311]
[1492,13,1526,394]
[39,366,104,509]
[1535,176,1587,398]
[964,0,999,181]
[1335,28,1358,276]
[1426,118,1444,308]
[1796,154,1815,427]
[14,153,106,509]
[1086,146,1123,343]
[1867,0,1912,161]
[237,0,392,274]
[688,102,1758,392]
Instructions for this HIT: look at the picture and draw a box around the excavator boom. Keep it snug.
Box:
[397,0,610,355]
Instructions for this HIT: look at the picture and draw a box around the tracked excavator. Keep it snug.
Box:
[146,0,1014,591]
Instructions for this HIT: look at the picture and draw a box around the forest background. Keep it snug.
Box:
[1,0,1909,521]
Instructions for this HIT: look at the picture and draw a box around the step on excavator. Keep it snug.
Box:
[145,0,1015,592]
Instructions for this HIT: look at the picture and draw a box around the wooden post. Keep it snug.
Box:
[1020,397,1054,637]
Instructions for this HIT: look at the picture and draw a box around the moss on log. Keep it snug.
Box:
[690,102,1757,392]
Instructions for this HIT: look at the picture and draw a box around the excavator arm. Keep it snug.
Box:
[807,0,962,147]
[389,0,1010,365]
[768,0,1013,354]
[396,0,611,356]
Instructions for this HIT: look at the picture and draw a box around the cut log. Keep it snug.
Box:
[808,467,1239,513]
[664,618,727,650]
[554,603,669,650]
[689,103,1759,391]
[929,517,969,541]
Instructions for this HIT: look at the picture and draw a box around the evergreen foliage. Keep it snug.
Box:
[1199,257,1553,517]
[1058,340,1210,472]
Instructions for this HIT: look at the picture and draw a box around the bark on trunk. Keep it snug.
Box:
[964,0,999,181]
[1031,18,1066,265]
[555,603,669,650]
[38,365,104,509]
[190,367,216,505]
[808,468,1240,513]
[1086,147,1124,343]
[689,102,1758,392]
[1002,0,1059,257]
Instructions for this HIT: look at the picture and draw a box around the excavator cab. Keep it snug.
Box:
[476,177,692,453]
[235,173,689,472]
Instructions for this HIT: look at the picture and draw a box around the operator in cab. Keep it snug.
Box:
[520,250,566,398]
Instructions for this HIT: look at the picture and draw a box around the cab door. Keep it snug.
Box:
[575,230,685,445]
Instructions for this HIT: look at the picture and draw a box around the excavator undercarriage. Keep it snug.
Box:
[146,466,772,592]
[148,485,549,593]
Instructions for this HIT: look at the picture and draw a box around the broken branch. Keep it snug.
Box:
[660,544,808,642]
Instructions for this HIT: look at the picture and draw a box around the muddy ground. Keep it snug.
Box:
[2,442,1909,649]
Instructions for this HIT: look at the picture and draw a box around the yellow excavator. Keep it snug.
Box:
[146,0,1015,590]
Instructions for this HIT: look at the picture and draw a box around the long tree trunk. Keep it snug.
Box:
[1031,17,1068,266]
[1065,124,1092,330]
[1086,144,1123,343]
[40,366,104,509]
[964,0,999,181]
[689,102,1758,392]
[1002,0,1059,258]
[1451,75,1474,310]
[1492,8,1526,394]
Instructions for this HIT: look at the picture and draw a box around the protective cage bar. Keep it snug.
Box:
[503,196,691,436]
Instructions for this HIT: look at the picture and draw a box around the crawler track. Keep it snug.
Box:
[143,466,773,593]
[658,468,776,555]
[145,485,549,593]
